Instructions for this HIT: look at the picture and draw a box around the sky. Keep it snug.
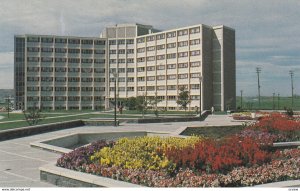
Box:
[0,0,299,96]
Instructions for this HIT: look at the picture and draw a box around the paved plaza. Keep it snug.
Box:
[0,115,242,187]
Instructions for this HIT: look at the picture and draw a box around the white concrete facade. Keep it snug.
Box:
[14,23,235,111]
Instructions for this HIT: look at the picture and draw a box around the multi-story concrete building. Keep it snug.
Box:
[14,23,235,112]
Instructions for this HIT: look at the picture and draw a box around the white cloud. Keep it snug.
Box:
[0,52,14,89]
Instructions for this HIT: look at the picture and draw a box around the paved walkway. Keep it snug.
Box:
[0,115,241,187]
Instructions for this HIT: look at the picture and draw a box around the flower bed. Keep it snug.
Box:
[57,113,300,187]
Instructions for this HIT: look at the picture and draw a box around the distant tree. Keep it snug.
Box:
[176,87,190,113]
[226,98,234,111]
[148,95,162,117]
[136,95,148,118]
[22,102,44,126]
[5,96,13,118]
[125,97,137,110]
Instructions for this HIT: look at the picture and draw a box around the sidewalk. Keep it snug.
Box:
[0,115,241,187]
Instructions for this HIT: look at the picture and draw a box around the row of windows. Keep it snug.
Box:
[27,77,105,82]
[137,50,200,62]
[109,58,134,64]
[27,67,104,73]
[108,39,135,45]
[135,61,200,72]
[27,87,106,91]
[109,49,134,54]
[27,96,104,101]
[135,85,200,92]
[137,27,201,43]
[27,57,105,64]
[136,73,201,81]
[109,68,135,73]
[27,48,106,54]
[136,39,200,53]
[27,37,106,45]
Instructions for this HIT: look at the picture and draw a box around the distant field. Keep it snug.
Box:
[236,96,300,110]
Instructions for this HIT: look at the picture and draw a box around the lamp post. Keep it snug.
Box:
[289,70,294,109]
[199,76,203,118]
[277,93,280,110]
[272,93,275,110]
[112,72,118,126]
[240,90,243,110]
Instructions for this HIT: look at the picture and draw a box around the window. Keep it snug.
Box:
[118,77,126,82]
[110,78,116,82]
[94,59,105,64]
[68,49,80,54]
[55,48,66,53]
[147,46,155,51]
[190,84,200,89]
[167,64,176,69]
[167,43,176,49]
[81,39,93,44]
[81,68,92,73]
[138,86,145,91]
[178,29,188,36]
[68,58,80,63]
[27,67,40,72]
[137,67,145,72]
[41,77,53,82]
[137,48,145,53]
[190,61,201,67]
[118,68,125,73]
[110,59,116,64]
[41,37,53,43]
[189,27,200,34]
[147,36,155,42]
[137,38,145,43]
[178,62,188,68]
[55,87,66,91]
[127,68,134,73]
[156,55,165,60]
[147,86,155,91]
[191,95,200,100]
[167,74,176,80]
[137,57,145,62]
[190,50,201,56]
[127,49,134,54]
[68,87,80,91]
[55,38,67,43]
[147,56,155,61]
[167,31,176,38]
[118,59,125,64]
[109,50,116,54]
[147,76,155,81]
[94,49,105,54]
[178,41,188,47]
[178,73,188,79]
[127,87,134,91]
[68,39,80,44]
[41,57,53,62]
[41,87,53,91]
[156,34,165,40]
[68,68,80,72]
[41,48,53,52]
[167,96,177,101]
[167,53,176,59]
[118,49,125,54]
[55,58,66,62]
[157,65,165,70]
[118,87,125,92]
[156,44,165,50]
[117,39,125,45]
[110,87,115,91]
[109,40,116,45]
[127,77,134,82]
[81,49,93,54]
[147,66,155,71]
[41,67,53,72]
[127,58,134,63]
[27,47,39,52]
[94,40,106,45]
[190,39,201,45]
[157,75,165,80]
[81,87,93,91]
[126,39,134,44]
[81,59,93,63]
[81,78,93,82]
[157,86,165,90]
[167,85,176,90]
[94,87,105,91]
[27,37,40,42]
[27,57,39,62]
[27,77,39,82]
[178,85,188,90]
[178,52,188,58]
[94,68,105,73]
[190,73,201,78]
[137,77,145,81]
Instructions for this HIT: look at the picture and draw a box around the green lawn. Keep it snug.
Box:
[236,96,300,110]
